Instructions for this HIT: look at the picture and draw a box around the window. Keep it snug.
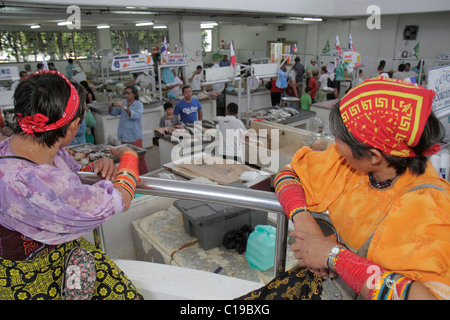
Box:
[202,29,212,53]
[111,30,168,55]
[0,30,97,63]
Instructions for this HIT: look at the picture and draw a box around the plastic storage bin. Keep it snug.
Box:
[174,198,267,251]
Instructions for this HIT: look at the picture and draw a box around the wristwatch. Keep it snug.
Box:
[327,245,343,271]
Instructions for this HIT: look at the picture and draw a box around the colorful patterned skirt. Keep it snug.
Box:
[0,238,142,300]
[237,265,323,300]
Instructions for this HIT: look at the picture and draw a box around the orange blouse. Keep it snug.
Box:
[291,144,450,299]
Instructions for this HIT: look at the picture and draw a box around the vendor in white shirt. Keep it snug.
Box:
[218,103,247,163]
[189,65,203,92]
[126,71,153,90]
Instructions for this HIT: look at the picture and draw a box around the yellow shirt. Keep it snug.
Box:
[291,144,450,299]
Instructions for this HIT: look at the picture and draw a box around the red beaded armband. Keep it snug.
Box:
[333,248,412,300]
[274,166,308,221]
[113,150,139,198]
[80,162,95,172]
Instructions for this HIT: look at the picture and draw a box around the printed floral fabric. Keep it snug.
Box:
[0,138,124,245]
[291,144,450,299]
[0,238,142,300]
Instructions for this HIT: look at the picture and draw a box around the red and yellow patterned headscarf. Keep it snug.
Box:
[339,76,437,157]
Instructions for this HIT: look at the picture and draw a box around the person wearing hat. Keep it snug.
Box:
[239,77,449,300]
[305,58,318,89]
[71,64,87,83]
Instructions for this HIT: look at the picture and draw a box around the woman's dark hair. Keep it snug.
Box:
[12,72,86,147]
[125,85,139,100]
[80,80,96,103]
[329,102,444,176]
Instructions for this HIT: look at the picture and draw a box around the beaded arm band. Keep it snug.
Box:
[80,162,95,173]
[113,150,139,198]
[332,248,413,300]
[274,166,309,221]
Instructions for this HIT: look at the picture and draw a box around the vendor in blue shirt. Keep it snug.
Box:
[108,85,148,174]
[174,86,203,124]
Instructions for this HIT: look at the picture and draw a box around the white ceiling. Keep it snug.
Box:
[1,0,449,31]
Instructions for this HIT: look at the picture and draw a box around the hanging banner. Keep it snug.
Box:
[160,53,188,66]
[111,53,153,71]
[0,66,19,81]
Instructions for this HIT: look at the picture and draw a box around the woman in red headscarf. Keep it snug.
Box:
[0,71,142,300]
[239,77,449,300]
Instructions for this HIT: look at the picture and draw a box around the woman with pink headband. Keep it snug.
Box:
[0,71,142,300]
[240,76,449,300]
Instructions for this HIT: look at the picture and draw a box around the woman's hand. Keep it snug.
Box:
[91,157,118,181]
[290,211,338,279]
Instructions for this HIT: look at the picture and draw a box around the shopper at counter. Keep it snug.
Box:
[66,58,74,78]
[0,70,142,300]
[239,77,449,300]
[174,86,203,124]
[159,102,181,128]
[308,70,319,103]
[300,86,312,111]
[109,85,148,175]
[292,56,305,97]
[165,69,184,97]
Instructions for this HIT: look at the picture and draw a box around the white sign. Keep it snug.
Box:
[111,53,153,71]
[0,66,19,81]
[160,53,188,65]
[428,65,450,142]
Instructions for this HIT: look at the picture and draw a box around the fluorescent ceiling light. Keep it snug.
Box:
[201,22,218,29]
[57,21,72,26]
[111,11,157,14]
[136,22,154,26]
[97,25,110,29]
[303,17,322,21]
[153,25,167,29]
[30,24,41,29]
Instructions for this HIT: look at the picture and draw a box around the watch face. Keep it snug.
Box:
[331,247,340,255]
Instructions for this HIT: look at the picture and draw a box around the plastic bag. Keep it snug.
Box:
[245,225,276,271]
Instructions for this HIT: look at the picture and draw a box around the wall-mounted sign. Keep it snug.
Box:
[0,66,19,81]
[160,53,187,66]
[111,53,153,71]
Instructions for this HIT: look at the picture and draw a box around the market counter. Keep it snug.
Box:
[226,88,271,112]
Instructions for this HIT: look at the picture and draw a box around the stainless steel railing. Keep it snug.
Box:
[78,172,332,278]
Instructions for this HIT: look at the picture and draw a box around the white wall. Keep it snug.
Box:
[214,11,450,79]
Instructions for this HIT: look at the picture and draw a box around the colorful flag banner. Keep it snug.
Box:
[335,35,342,53]
[349,34,356,52]
[414,42,420,58]
[230,41,237,67]
[324,40,330,53]
[161,37,169,64]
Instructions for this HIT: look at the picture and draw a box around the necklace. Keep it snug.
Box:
[368,172,398,189]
